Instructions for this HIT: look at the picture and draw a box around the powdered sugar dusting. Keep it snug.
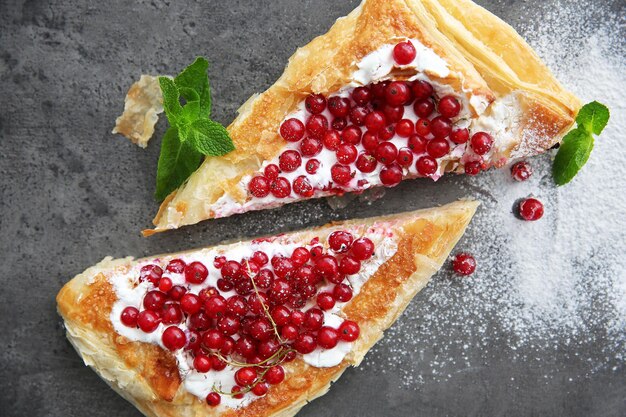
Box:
[363,2,626,387]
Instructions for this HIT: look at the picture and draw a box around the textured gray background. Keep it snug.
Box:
[1,0,625,416]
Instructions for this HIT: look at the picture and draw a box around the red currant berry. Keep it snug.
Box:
[336,143,358,164]
[452,252,476,276]
[306,114,328,139]
[332,117,347,131]
[430,116,452,138]
[204,295,227,319]
[323,129,341,150]
[180,293,201,314]
[464,161,482,176]
[338,320,360,342]
[139,264,162,285]
[397,147,414,167]
[120,306,139,327]
[351,237,375,260]
[356,152,377,173]
[305,93,326,114]
[330,163,353,185]
[300,137,322,157]
[271,305,291,326]
[293,176,314,197]
[280,118,305,142]
[166,259,186,273]
[317,292,336,310]
[375,142,398,165]
[379,163,403,186]
[438,95,461,118]
[251,382,269,396]
[328,231,354,253]
[383,104,404,123]
[408,134,427,154]
[206,392,221,407]
[415,118,431,137]
[333,283,353,302]
[184,261,208,284]
[161,303,183,325]
[341,126,362,145]
[252,250,269,266]
[249,176,270,198]
[426,138,450,158]
[411,80,434,100]
[349,106,370,126]
[193,354,212,373]
[318,326,339,349]
[279,150,302,172]
[471,132,493,155]
[162,326,186,351]
[315,257,341,284]
[511,161,532,181]
[328,96,350,117]
[395,119,414,137]
[416,156,438,176]
[265,365,285,385]
[339,255,361,275]
[352,87,372,106]
[281,324,298,341]
[137,310,160,333]
[143,290,166,311]
[365,111,386,132]
[306,158,321,174]
[270,177,291,198]
[414,98,435,118]
[203,328,225,350]
[393,40,417,65]
[235,367,257,387]
[294,332,317,354]
[264,164,280,180]
[450,128,469,144]
[385,82,411,106]
[519,198,544,221]
[158,277,172,292]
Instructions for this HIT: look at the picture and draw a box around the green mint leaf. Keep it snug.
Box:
[158,76,183,125]
[187,119,235,156]
[154,127,202,201]
[552,128,594,186]
[179,101,201,126]
[576,101,610,135]
[174,57,212,116]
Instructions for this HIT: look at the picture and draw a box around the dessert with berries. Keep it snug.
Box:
[120,0,580,234]
[57,200,477,416]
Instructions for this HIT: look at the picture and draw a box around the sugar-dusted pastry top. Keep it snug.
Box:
[112,0,579,233]
[57,200,478,417]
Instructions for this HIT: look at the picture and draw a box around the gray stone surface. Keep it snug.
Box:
[1,0,624,416]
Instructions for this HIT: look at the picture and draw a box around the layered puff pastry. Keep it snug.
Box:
[113,0,579,234]
[57,200,478,417]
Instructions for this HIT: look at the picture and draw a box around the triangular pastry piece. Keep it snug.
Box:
[129,0,578,234]
[57,200,477,417]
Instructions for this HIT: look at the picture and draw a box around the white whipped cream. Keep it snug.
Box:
[351,38,450,85]
[210,38,502,218]
[108,230,397,408]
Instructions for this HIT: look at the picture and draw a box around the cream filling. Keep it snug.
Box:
[109,231,398,409]
[210,38,505,219]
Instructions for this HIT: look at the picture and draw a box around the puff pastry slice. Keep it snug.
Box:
[57,199,477,417]
[114,0,579,234]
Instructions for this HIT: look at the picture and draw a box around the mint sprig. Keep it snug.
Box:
[154,57,234,201]
[552,101,609,185]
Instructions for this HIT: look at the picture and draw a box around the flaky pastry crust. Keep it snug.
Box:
[57,200,478,417]
[137,0,578,233]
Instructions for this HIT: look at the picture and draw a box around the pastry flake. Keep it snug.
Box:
[113,75,164,148]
